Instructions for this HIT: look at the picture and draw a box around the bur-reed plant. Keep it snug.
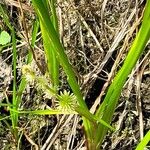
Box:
[0,0,150,149]
[30,0,150,149]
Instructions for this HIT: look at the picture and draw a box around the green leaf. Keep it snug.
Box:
[135,130,150,150]
[0,31,11,45]
[95,0,150,148]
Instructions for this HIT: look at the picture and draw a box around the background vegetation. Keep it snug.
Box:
[0,0,150,150]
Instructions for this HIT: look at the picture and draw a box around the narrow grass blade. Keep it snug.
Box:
[75,106,115,131]
[95,1,150,148]
[0,116,10,121]
[9,108,72,115]
[39,0,59,89]
[0,5,12,30]
[11,27,18,134]
[0,5,19,137]
[135,130,150,150]
[0,103,13,107]
[16,19,39,108]
[49,0,59,88]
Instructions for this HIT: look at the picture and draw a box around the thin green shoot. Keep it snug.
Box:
[9,107,115,131]
[135,130,150,150]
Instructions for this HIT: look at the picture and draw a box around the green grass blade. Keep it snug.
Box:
[0,5,18,133]
[0,5,18,130]
[49,0,59,32]
[39,0,59,89]
[28,19,39,63]
[0,115,12,129]
[0,5,12,30]
[49,0,59,88]
[32,0,94,141]
[75,106,115,131]
[11,27,18,132]
[40,23,59,87]
[9,108,71,115]
[135,130,150,150]
[0,103,13,107]
[95,1,150,147]
[0,116,10,121]
[16,19,39,108]
[0,5,20,138]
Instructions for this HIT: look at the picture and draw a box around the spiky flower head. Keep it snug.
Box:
[22,65,35,82]
[56,90,77,113]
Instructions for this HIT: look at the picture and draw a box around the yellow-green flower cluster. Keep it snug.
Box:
[56,90,77,113]
[22,65,35,82]
[22,65,78,114]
